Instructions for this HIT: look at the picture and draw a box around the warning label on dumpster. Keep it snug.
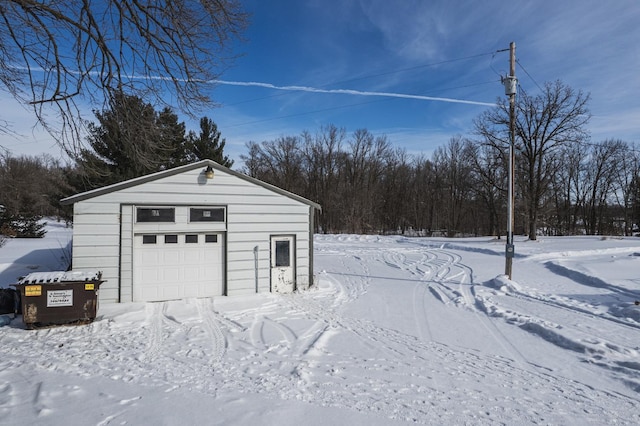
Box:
[25,285,42,297]
[47,289,73,307]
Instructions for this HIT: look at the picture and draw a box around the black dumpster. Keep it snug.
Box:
[13,271,104,329]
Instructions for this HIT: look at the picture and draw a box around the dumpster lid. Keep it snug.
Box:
[18,270,102,284]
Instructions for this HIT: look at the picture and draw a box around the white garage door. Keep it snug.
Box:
[133,233,224,302]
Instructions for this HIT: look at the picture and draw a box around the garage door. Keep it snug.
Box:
[133,233,224,302]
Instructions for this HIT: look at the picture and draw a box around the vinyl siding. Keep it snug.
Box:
[70,166,316,303]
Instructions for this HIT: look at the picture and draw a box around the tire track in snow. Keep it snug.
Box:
[510,289,640,331]
[476,285,640,388]
[0,382,12,417]
[143,302,165,362]
[433,248,530,366]
[266,282,638,424]
[249,315,297,353]
[382,245,531,367]
[195,298,227,365]
[412,280,433,341]
[310,240,637,424]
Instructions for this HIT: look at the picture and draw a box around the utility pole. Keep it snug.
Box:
[504,42,517,279]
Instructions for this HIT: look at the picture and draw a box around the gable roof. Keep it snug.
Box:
[60,159,321,211]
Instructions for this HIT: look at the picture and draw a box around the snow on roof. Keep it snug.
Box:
[18,270,102,284]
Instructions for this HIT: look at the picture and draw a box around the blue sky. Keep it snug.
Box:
[1,0,639,164]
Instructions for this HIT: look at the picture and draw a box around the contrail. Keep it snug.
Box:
[10,65,496,107]
[213,79,497,107]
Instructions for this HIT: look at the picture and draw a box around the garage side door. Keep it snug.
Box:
[133,233,224,302]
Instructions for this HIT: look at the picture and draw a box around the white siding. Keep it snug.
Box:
[70,200,121,303]
[70,166,316,303]
[120,205,134,302]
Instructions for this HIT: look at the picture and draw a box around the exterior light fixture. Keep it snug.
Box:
[204,165,215,180]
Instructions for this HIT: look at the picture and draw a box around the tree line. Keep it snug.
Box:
[1,82,639,239]
[242,81,640,239]
[242,126,640,238]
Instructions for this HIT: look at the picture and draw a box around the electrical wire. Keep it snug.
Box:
[516,59,545,93]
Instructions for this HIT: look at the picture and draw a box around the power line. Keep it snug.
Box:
[516,59,544,93]
[329,51,497,87]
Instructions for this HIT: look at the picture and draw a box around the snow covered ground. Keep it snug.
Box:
[1,222,640,425]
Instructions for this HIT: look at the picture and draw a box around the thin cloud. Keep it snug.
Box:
[213,79,497,107]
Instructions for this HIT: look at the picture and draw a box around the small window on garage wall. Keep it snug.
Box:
[137,207,175,222]
[190,207,225,222]
[185,234,198,243]
[205,234,218,243]
[165,235,178,244]
[142,235,157,244]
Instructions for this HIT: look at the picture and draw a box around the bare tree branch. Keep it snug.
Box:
[0,0,248,153]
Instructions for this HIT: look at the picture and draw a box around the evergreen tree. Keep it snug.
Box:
[158,107,189,168]
[186,117,234,168]
[76,93,186,189]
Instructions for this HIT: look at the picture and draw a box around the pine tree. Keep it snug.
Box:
[77,93,187,189]
[186,117,234,168]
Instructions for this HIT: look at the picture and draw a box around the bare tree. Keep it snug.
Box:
[379,148,413,233]
[409,155,438,235]
[550,141,585,235]
[475,80,590,240]
[0,0,248,152]
[241,141,265,179]
[468,142,506,237]
[612,141,640,236]
[343,129,391,233]
[432,136,475,237]
[0,153,71,236]
[301,125,346,233]
[241,136,305,196]
[581,139,626,235]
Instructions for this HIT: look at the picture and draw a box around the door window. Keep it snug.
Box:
[275,240,290,267]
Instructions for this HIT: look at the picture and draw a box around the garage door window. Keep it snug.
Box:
[165,235,178,244]
[185,234,198,243]
[137,207,175,222]
[142,235,157,244]
[190,208,225,222]
[205,234,218,243]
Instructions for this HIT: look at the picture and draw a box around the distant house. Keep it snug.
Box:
[61,160,320,303]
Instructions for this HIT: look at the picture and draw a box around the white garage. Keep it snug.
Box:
[61,160,320,304]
